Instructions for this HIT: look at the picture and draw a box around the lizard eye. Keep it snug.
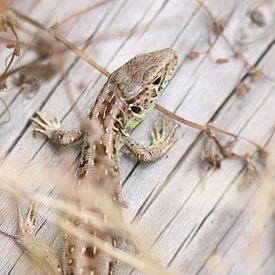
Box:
[152,75,162,85]
[130,105,142,114]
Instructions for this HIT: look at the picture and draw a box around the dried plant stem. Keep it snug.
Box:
[156,104,264,152]
[0,97,11,126]
[0,23,21,88]
[55,34,110,76]
[3,26,18,72]
[156,105,206,131]
[208,123,264,151]
[51,0,114,29]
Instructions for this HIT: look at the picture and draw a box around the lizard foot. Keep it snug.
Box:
[151,117,179,151]
[30,112,84,147]
[29,111,62,140]
[0,198,62,273]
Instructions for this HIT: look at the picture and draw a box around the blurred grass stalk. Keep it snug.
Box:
[0,159,178,274]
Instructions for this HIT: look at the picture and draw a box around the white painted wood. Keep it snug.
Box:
[0,0,274,274]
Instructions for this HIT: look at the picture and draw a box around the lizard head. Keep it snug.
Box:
[109,48,178,131]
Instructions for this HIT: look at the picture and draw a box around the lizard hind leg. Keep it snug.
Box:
[29,111,84,148]
[0,199,35,240]
[17,199,37,236]
[0,198,62,274]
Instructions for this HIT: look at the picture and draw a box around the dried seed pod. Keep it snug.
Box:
[201,128,223,169]
[236,83,251,96]
[212,19,227,35]
[249,67,262,82]
[13,70,42,93]
[216,58,229,64]
[257,147,268,159]
[187,51,200,60]
[0,78,7,91]
[13,43,21,57]
[243,154,260,186]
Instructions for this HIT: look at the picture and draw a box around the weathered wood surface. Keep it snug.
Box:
[0,0,274,274]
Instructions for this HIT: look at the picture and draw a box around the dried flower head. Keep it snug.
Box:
[0,77,7,91]
[23,63,59,81]
[13,70,41,93]
[257,147,268,159]
[7,42,21,56]
[249,67,262,82]
[35,35,58,59]
[201,128,223,169]
[0,9,18,32]
[212,19,227,35]
[216,58,229,64]
[25,34,66,80]
[243,154,260,186]
[236,83,251,96]
[187,51,200,60]
[234,52,242,59]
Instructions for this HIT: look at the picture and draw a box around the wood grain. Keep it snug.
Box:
[0,0,274,274]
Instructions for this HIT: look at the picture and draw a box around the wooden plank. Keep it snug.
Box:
[0,0,274,274]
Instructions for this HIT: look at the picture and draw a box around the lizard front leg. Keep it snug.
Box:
[30,112,84,148]
[121,118,178,163]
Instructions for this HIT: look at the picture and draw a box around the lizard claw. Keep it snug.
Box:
[29,112,62,139]
[151,117,179,149]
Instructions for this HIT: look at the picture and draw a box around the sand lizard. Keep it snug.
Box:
[2,48,179,274]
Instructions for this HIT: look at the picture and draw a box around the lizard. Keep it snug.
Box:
[3,48,178,274]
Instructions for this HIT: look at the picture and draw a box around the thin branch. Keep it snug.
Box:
[156,104,266,152]
[55,34,110,77]
[0,97,11,126]
[51,0,114,29]
[208,123,266,152]
[3,26,19,73]
[155,104,206,131]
